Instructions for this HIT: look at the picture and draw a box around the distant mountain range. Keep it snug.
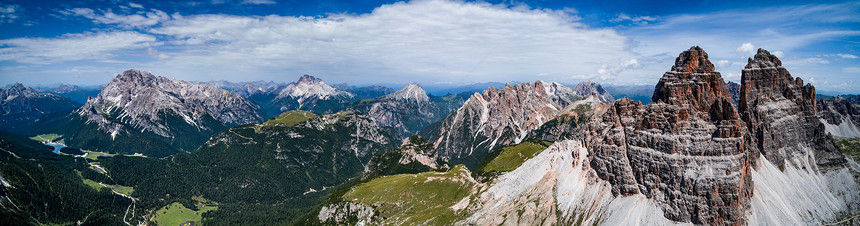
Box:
[0,84,79,133]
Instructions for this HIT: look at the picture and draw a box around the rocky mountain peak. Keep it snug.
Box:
[1,83,78,130]
[2,83,37,97]
[583,46,751,224]
[535,81,583,107]
[277,74,349,101]
[78,69,265,141]
[670,46,715,73]
[297,74,324,84]
[384,82,429,103]
[421,80,569,167]
[745,48,782,69]
[739,48,842,167]
[114,69,163,87]
[572,81,614,104]
[652,46,731,112]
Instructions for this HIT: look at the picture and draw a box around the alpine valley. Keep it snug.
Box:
[1,47,859,226]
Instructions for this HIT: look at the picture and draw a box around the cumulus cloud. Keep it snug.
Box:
[60,7,170,28]
[772,51,785,58]
[735,43,756,55]
[0,32,157,64]
[589,59,641,80]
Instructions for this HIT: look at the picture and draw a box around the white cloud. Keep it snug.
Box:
[837,53,858,59]
[0,32,158,64]
[0,4,21,24]
[241,0,276,5]
[610,13,656,24]
[129,3,144,9]
[844,67,860,73]
[590,59,641,80]
[772,51,784,58]
[61,7,170,28]
[785,57,830,65]
[735,43,756,55]
[715,60,732,69]
[142,0,634,84]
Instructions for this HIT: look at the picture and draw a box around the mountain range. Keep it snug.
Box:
[0,47,857,225]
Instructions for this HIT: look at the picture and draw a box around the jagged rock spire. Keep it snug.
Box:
[738,48,843,168]
[651,46,732,113]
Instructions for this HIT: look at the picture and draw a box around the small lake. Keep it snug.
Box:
[47,143,66,154]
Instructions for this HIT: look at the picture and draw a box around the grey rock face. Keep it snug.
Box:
[727,81,740,107]
[738,49,844,169]
[77,69,265,140]
[817,97,860,138]
[583,46,753,225]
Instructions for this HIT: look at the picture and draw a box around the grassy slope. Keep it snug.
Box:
[475,139,553,179]
[342,165,476,225]
[836,137,860,162]
[153,202,218,226]
[262,110,318,127]
[29,133,63,143]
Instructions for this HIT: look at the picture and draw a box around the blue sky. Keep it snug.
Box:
[1,0,858,92]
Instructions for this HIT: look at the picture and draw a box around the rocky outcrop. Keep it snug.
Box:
[583,46,752,225]
[738,48,844,168]
[817,97,860,138]
[420,81,579,168]
[0,84,79,131]
[572,81,615,104]
[364,136,447,177]
[527,93,610,142]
